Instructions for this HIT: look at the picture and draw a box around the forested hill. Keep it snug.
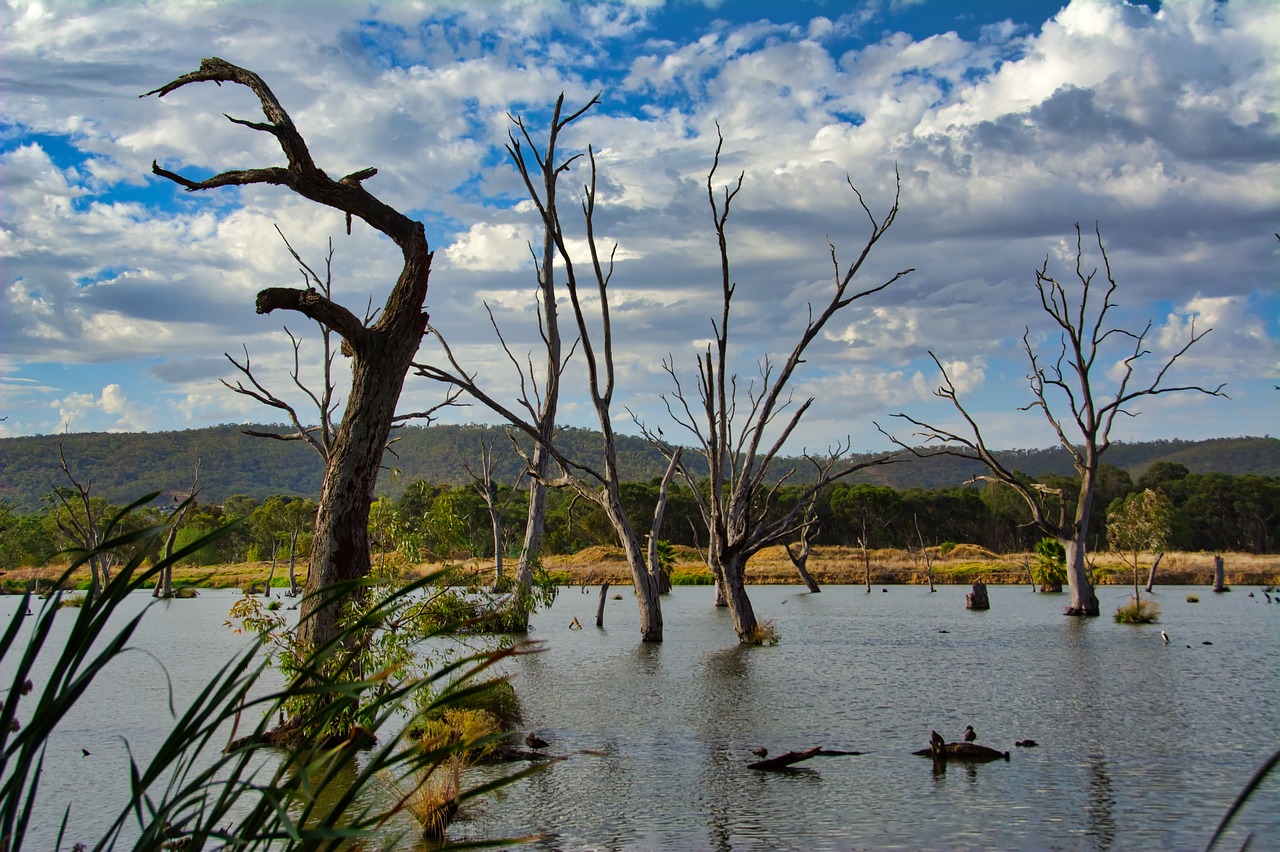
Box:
[0,423,1276,511]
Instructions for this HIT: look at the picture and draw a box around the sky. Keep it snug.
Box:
[1,0,1277,456]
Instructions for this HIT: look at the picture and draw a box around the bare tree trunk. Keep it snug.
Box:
[596,581,610,628]
[1144,551,1163,593]
[647,448,682,595]
[720,552,759,642]
[1212,554,1226,593]
[786,543,821,593]
[287,529,301,598]
[1064,537,1100,616]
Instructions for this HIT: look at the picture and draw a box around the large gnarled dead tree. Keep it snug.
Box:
[145,58,433,649]
[641,134,911,644]
[885,223,1225,616]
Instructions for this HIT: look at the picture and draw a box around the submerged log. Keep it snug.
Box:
[748,746,863,771]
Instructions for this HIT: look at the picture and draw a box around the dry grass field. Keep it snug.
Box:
[6,544,1278,592]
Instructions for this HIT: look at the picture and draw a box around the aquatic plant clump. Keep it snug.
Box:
[1114,597,1161,624]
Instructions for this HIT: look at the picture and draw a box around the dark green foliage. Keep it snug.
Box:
[1032,538,1067,588]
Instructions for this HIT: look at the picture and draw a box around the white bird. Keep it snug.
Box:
[1161,631,1170,644]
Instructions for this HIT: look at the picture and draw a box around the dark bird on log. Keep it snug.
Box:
[81,748,90,757]
[751,746,768,758]
[1161,630,1170,644]
[963,725,977,742]
[525,732,549,750]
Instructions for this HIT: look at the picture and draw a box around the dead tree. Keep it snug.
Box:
[155,461,201,599]
[420,98,669,642]
[506,96,587,624]
[784,457,839,594]
[464,435,525,590]
[51,444,117,601]
[884,224,1225,617]
[144,58,435,650]
[641,133,911,643]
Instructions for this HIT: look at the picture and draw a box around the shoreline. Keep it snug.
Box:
[6,545,1278,591]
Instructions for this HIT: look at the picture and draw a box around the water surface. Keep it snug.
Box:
[4,584,1277,850]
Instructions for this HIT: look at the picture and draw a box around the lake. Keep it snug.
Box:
[4,583,1278,850]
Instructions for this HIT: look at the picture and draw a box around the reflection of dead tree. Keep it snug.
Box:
[641,132,911,644]
[464,435,525,590]
[884,223,1225,617]
[145,58,441,650]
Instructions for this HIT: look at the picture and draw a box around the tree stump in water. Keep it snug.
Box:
[1212,555,1227,593]
[596,582,611,627]
[965,581,990,610]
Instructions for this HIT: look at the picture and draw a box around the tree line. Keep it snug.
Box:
[4,460,1274,576]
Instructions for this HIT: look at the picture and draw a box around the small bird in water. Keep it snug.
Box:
[525,732,549,750]
[963,725,977,743]
[751,746,768,758]
[81,748,91,757]
[1161,630,1170,644]
[1015,739,1038,748]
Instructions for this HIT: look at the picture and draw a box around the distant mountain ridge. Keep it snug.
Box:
[0,424,1275,512]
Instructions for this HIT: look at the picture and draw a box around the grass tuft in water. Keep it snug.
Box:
[1113,596,1161,624]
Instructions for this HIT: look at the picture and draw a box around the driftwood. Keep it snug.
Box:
[913,730,1008,762]
[748,746,863,771]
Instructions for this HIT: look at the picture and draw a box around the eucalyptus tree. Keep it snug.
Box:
[886,224,1225,616]
[1107,488,1173,600]
[144,58,441,649]
[639,133,911,643]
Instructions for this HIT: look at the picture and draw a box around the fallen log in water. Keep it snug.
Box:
[748,746,863,771]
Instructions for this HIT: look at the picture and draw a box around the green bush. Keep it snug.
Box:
[938,541,957,556]
[670,570,714,586]
[1032,538,1067,590]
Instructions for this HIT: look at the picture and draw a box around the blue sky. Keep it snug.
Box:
[1,0,1276,453]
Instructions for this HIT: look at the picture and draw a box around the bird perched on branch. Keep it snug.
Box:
[963,725,977,743]
[525,732,549,750]
[751,746,768,758]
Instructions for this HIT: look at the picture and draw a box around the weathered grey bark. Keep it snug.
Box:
[646,133,910,643]
[1144,551,1163,593]
[966,581,990,610]
[914,515,936,593]
[145,59,433,651]
[885,224,1224,618]
[1212,554,1226,592]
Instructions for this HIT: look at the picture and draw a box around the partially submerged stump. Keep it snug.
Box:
[748,746,863,771]
[913,730,1008,762]
[965,581,990,610]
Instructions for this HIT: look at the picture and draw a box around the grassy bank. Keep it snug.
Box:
[6,545,1278,593]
